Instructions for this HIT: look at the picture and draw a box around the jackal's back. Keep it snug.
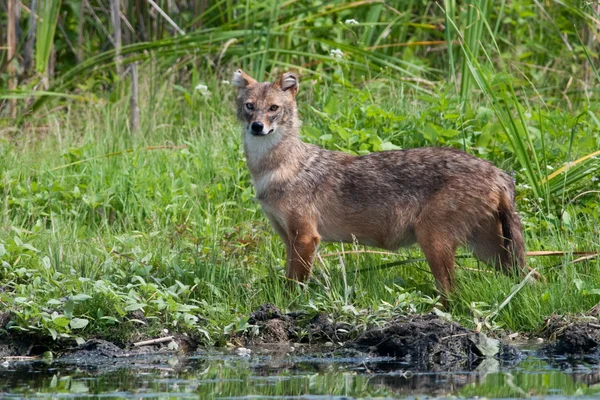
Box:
[290,147,515,250]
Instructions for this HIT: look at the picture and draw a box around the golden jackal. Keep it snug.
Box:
[232,69,526,296]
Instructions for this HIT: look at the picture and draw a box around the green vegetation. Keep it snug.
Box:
[0,1,599,346]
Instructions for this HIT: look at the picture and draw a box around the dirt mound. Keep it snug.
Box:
[238,304,352,345]
[541,315,600,356]
[238,305,519,370]
[351,313,519,370]
[63,339,131,359]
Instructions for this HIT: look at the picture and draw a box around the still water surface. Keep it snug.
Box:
[1,349,600,399]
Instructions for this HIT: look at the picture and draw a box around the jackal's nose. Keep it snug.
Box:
[251,122,264,133]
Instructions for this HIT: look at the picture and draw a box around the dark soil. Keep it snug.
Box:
[237,303,354,345]
[237,305,520,370]
[6,303,600,368]
[351,313,520,370]
[541,314,600,357]
[0,334,194,362]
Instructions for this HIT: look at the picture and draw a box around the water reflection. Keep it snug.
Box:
[1,350,600,398]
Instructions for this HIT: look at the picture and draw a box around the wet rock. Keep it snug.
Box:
[351,313,519,370]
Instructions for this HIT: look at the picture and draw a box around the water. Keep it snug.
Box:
[2,349,600,399]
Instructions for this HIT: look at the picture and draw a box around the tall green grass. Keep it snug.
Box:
[0,1,599,345]
[1,64,599,344]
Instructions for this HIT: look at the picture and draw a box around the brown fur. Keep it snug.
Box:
[232,69,527,297]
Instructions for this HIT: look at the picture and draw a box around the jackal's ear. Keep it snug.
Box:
[278,72,299,97]
[232,69,256,89]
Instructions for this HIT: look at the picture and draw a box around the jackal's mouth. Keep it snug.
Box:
[250,128,275,137]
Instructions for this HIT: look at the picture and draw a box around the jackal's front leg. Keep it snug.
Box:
[286,223,320,282]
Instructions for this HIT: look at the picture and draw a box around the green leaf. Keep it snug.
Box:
[64,300,74,318]
[423,123,439,142]
[70,318,89,330]
[380,142,402,151]
[71,294,92,302]
[53,316,70,328]
[47,328,58,340]
[100,316,120,324]
[124,303,146,312]
[36,0,62,74]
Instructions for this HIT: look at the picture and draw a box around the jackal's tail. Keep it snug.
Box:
[498,185,527,272]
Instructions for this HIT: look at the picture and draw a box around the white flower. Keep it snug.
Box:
[546,165,554,170]
[195,83,209,91]
[345,19,359,25]
[221,80,230,85]
[592,176,599,182]
[330,48,344,58]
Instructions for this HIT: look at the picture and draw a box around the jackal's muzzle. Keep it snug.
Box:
[250,121,274,136]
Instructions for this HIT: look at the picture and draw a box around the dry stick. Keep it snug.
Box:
[130,62,140,132]
[23,0,37,74]
[321,250,398,258]
[526,250,598,256]
[87,2,115,47]
[146,0,185,35]
[133,336,174,347]
[77,0,86,63]
[110,0,123,76]
[57,15,78,60]
[324,249,598,275]
[7,0,18,119]
[323,249,597,259]
[1,356,40,361]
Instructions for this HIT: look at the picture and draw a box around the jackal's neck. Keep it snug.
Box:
[243,125,311,177]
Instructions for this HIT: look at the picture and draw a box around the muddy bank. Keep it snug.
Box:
[351,313,520,370]
[234,303,354,345]
[4,304,600,368]
[0,334,195,363]
[235,304,521,370]
[541,314,600,358]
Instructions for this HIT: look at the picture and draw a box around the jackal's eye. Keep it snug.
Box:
[245,103,254,110]
[269,105,279,112]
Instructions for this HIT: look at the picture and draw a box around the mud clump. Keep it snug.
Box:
[542,315,600,356]
[351,313,518,370]
[238,304,351,345]
[239,305,519,370]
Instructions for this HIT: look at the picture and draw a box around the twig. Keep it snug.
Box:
[440,333,469,341]
[526,250,597,257]
[133,336,174,347]
[321,250,398,258]
[569,253,600,265]
[146,0,185,35]
[323,249,596,258]
[1,356,40,361]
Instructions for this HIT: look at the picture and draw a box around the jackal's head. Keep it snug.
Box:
[232,69,299,137]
